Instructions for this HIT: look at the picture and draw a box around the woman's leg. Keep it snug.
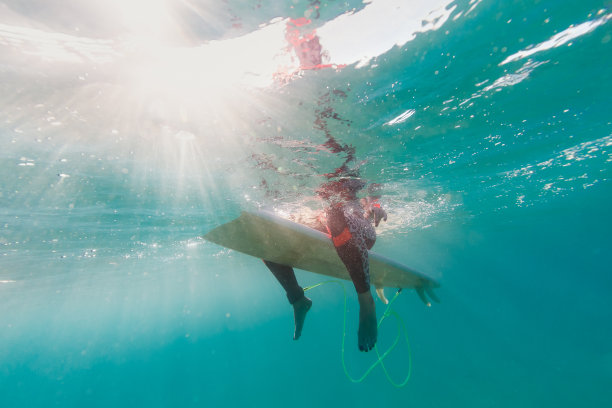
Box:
[263,260,312,340]
[326,207,378,352]
[326,206,373,294]
[263,260,304,304]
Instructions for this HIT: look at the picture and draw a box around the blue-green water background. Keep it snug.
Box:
[1,0,611,406]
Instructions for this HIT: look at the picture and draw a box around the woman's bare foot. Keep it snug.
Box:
[357,291,377,351]
[292,296,312,340]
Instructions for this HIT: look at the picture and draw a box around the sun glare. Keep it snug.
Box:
[2,0,464,206]
[97,2,295,203]
[124,17,291,104]
[113,0,175,40]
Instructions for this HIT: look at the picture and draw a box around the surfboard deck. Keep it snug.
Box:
[203,210,439,293]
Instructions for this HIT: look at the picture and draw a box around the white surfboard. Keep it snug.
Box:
[203,210,439,305]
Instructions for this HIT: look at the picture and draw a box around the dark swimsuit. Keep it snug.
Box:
[325,201,375,294]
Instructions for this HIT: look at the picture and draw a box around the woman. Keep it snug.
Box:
[264,178,387,352]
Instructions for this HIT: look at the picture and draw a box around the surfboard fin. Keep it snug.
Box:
[425,287,440,303]
[416,287,432,307]
[375,287,389,304]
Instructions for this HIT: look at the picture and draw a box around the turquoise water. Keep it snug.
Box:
[1,0,611,406]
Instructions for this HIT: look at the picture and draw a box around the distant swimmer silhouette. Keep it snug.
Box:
[263,178,387,351]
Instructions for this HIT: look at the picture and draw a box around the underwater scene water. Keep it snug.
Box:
[1,0,611,406]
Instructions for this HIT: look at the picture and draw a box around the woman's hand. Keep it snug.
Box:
[371,204,387,227]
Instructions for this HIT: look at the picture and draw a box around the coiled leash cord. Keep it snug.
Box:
[303,280,412,387]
